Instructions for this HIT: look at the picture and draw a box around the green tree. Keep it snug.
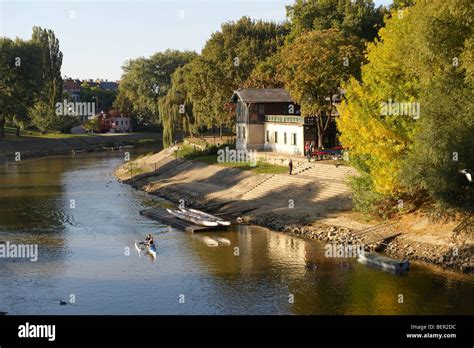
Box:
[29,100,57,133]
[159,64,198,147]
[80,82,118,112]
[115,50,197,127]
[0,37,43,136]
[243,54,285,88]
[338,0,473,214]
[30,27,63,132]
[83,116,100,133]
[187,17,288,135]
[280,28,363,148]
[286,0,386,42]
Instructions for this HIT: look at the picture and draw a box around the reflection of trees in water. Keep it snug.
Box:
[183,225,474,315]
[183,225,347,313]
[0,159,72,260]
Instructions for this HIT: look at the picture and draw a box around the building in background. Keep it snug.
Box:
[97,112,132,133]
[63,79,81,102]
[230,88,341,155]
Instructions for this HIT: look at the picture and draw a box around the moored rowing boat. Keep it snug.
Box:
[180,208,231,226]
[358,252,409,271]
[166,208,219,227]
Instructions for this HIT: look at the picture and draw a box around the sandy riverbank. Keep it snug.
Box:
[115,148,473,273]
[0,133,161,164]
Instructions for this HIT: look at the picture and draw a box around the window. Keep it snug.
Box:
[291,133,297,145]
[266,130,270,142]
[243,127,246,139]
[258,104,265,115]
[274,131,278,143]
[284,132,287,145]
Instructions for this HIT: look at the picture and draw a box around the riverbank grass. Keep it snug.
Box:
[1,126,158,142]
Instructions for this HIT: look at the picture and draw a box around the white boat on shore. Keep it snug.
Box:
[166,208,219,227]
[180,208,231,226]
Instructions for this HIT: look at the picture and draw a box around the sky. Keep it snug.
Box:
[0,0,392,81]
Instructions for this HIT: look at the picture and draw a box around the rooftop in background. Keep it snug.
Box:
[63,78,119,91]
[231,88,294,103]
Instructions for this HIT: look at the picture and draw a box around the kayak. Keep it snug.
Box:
[180,208,231,226]
[166,208,219,227]
[135,240,156,258]
[146,243,157,258]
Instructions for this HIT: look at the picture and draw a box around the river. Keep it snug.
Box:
[0,148,473,315]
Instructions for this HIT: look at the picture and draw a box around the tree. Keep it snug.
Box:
[0,37,43,136]
[115,50,197,127]
[337,0,474,214]
[390,0,415,10]
[83,116,100,133]
[159,64,198,147]
[158,17,288,145]
[399,0,473,212]
[243,54,285,89]
[30,27,63,132]
[195,17,287,130]
[29,100,57,133]
[286,0,387,42]
[280,28,363,148]
[80,82,118,112]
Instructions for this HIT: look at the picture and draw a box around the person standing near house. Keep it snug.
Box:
[308,142,314,162]
[289,159,293,175]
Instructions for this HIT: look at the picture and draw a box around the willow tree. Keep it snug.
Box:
[159,65,198,147]
[115,50,197,127]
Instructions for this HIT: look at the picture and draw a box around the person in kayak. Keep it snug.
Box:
[144,234,154,246]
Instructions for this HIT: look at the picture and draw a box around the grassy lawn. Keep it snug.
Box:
[183,136,208,148]
[176,145,288,174]
[0,126,91,141]
[1,126,160,142]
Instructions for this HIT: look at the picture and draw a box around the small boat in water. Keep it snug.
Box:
[166,208,219,227]
[358,252,409,271]
[135,240,156,258]
[146,243,157,258]
[180,208,231,226]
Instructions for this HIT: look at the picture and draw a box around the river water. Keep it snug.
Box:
[0,148,473,315]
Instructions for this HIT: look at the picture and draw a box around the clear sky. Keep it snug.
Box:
[0,0,392,81]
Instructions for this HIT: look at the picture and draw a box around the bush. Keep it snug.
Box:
[347,174,397,218]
